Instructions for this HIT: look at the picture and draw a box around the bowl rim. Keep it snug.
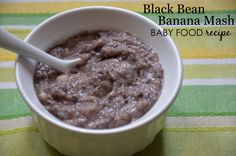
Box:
[15,6,183,135]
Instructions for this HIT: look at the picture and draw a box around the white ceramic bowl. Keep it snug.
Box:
[15,6,182,156]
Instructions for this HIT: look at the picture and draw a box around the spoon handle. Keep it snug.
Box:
[0,28,65,71]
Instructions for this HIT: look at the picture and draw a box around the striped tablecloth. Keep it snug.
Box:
[0,0,235,156]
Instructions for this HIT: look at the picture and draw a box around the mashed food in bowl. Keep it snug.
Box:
[34,30,163,129]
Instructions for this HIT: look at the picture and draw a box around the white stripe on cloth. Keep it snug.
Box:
[183,58,236,65]
[0,116,34,131]
[0,82,17,89]
[183,78,236,86]
[1,116,236,131]
[0,79,236,89]
[0,62,15,68]
[165,116,236,128]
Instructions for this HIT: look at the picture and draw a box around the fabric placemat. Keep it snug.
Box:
[0,0,235,156]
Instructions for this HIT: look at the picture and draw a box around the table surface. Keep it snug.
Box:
[0,0,235,156]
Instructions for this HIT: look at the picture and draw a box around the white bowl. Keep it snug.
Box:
[15,6,182,156]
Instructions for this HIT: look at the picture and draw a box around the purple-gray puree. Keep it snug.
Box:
[34,30,164,129]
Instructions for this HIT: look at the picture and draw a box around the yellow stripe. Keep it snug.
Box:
[0,49,16,61]
[0,127,37,135]
[1,27,235,60]
[1,48,236,61]
[7,29,30,40]
[180,48,236,59]
[169,26,236,59]
[0,0,236,14]
[0,29,28,61]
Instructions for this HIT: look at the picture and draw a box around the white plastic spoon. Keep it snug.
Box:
[0,28,82,72]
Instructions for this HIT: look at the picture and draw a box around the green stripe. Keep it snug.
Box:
[0,86,235,120]
[1,64,236,83]
[0,13,54,25]
[0,68,15,82]
[0,128,235,156]
[0,89,31,120]
[0,11,235,25]
[0,130,60,156]
[184,64,236,79]
[136,129,236,156]
[169,85,236,116]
